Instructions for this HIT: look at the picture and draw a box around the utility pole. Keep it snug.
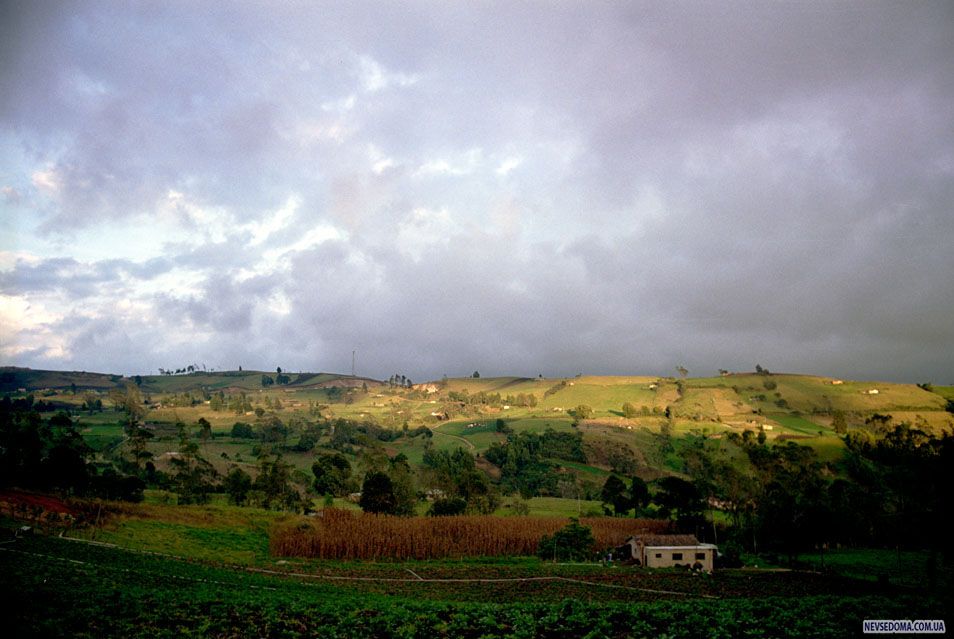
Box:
[352,350,356,377]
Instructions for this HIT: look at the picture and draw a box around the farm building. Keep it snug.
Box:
[618,534,717,572]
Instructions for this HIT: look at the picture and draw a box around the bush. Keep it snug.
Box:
[573,405,593,420]
[537,518,595,562]
[429,497,468,516]
[231,422,255,438]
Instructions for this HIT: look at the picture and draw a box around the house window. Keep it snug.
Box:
[672,553,683,560]
[695,553,706,560]
[655,553,662,558]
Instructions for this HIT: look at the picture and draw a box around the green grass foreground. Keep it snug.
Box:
[2,533,948,638]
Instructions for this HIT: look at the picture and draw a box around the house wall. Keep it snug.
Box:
[644,546,715,572]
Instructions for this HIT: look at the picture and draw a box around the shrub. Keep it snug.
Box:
[429,497,468,516]
[537,518,595,562]
[231,422,255,438]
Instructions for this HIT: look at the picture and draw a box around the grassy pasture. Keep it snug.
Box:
[68,499,284,564]
[931,385,954,400]
[537,381,658,415]
[767,413,828,436]
[884,411,954,433]
[78,423,126,451]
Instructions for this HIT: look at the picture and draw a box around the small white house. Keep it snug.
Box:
[619,534,717,572]
[866,389,880,395]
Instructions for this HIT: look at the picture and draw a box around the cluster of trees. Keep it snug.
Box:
[484,429,585,498]
[6,394,60,413]
[153,419,305,511]
[422,446,498,515]
[598,474,703,525]
[674,423,953,562]
[81,392,104,414]
[327,418,430,455]
[359,454,417,516]
[0,396,145,501]
[387,374,413,388]
[157,364,205,375]
[262,367,292,387]
[445,389,536,408]
[160,392,202,408]
[505,393,538,407]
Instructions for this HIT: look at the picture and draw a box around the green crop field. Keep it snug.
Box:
[3,527,947,638]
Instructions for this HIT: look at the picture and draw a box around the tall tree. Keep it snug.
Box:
[360,471,398,514]
[601,475,630,516]
[224,467,252,505]
[388,454,417,516]
[312,452,353,497]
[629,476,650,516]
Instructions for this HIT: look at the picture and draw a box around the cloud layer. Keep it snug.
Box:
[2,1,953,382]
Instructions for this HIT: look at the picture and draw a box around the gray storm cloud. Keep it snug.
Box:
[1,1,952,382]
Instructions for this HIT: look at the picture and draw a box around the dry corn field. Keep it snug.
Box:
[270,509,672,560]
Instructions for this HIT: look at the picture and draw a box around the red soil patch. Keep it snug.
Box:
[0,490,78,516]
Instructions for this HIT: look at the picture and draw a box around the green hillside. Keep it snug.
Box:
[6,366,951,493]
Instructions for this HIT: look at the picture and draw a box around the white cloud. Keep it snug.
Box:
[161,189,233,243]
[266,291,292,316]
[358,54,420,92]
[245,195,301,246]
[368,144,397,175]
[0,250,41,271]
[495,157,523,176]
[260,223,345,271]
[0,294,68,359]
[290,119,355,145]
[414,148,483,177]
[31,167,60,194]
[321,94,357,113]
[396,207,455,261]
[134,268,206,299]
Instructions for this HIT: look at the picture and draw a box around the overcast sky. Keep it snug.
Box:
[2,1,953,383]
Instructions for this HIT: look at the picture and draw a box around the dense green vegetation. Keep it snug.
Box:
[3,367,953,636]
[2,533,947,638]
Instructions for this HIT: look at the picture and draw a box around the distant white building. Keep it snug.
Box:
[618,534,717,572]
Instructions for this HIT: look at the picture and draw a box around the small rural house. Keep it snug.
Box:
[619,534,717,572]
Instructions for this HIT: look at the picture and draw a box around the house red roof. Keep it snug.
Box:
[627,534,700,546]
